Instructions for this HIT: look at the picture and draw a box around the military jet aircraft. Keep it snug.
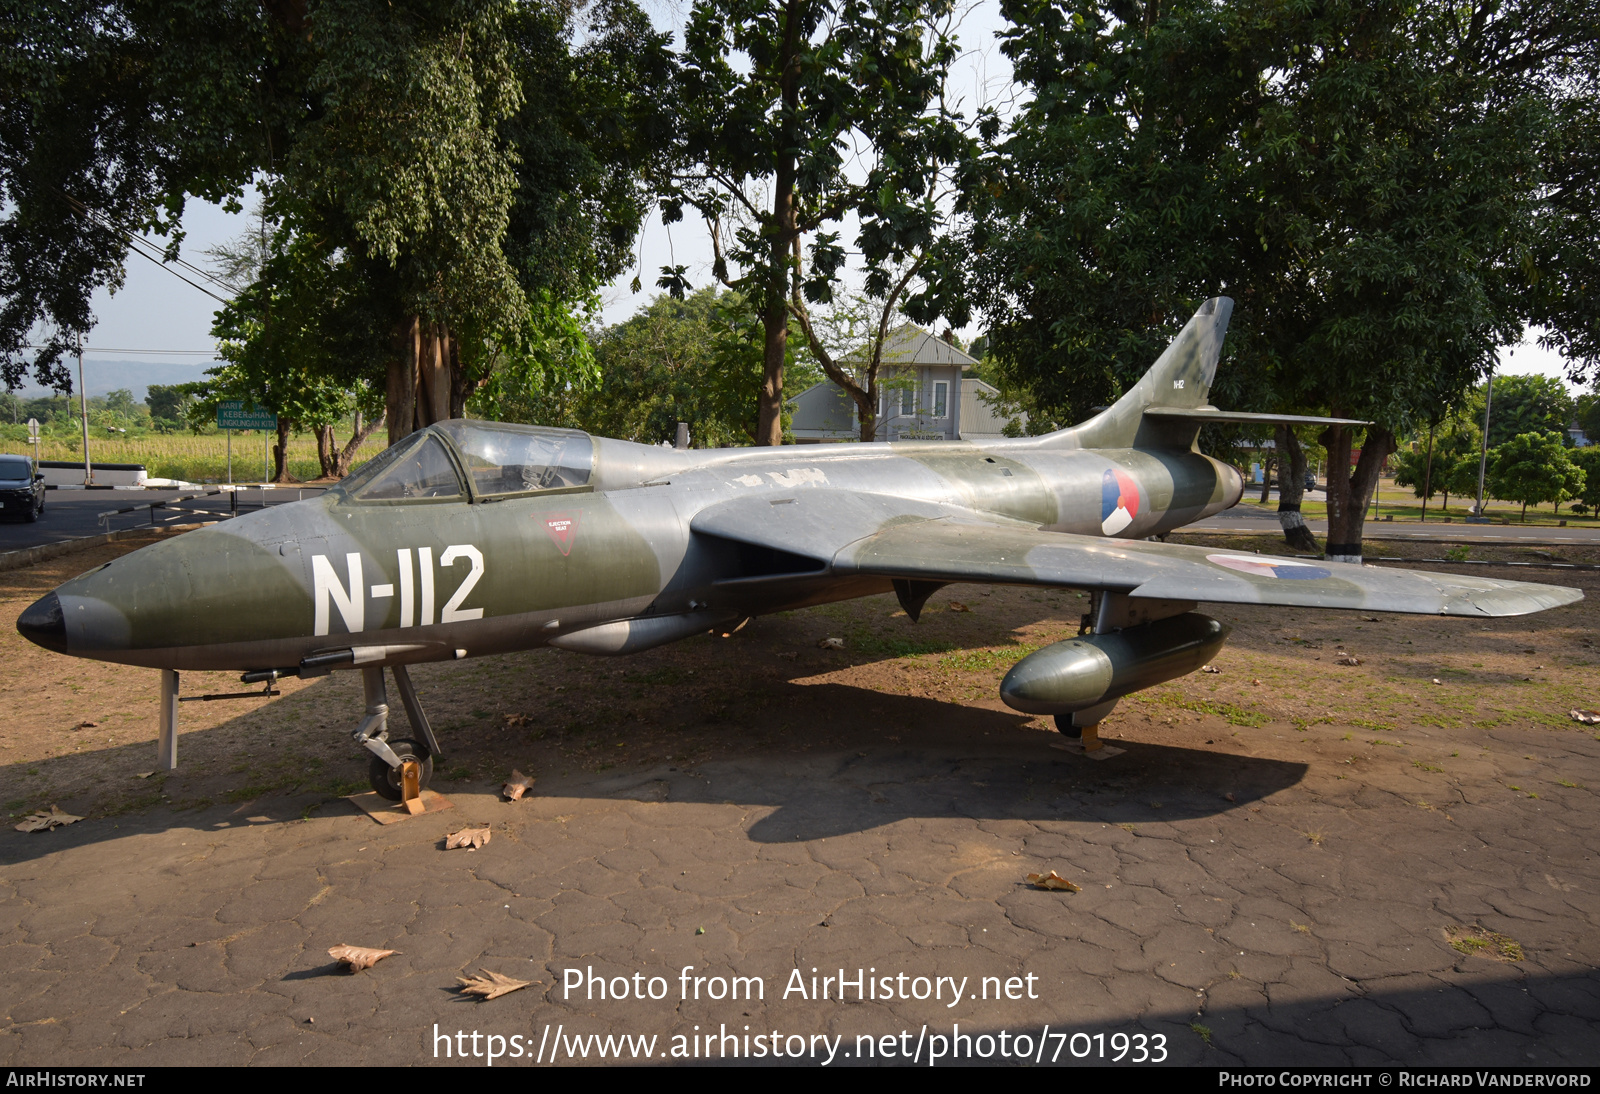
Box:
[17,298,1582,798]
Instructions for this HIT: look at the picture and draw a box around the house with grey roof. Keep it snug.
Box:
[787,323,1023,443]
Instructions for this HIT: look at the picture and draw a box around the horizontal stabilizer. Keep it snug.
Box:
[1143,407,1371,427]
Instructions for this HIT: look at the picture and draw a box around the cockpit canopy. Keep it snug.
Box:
[337,421,593,502]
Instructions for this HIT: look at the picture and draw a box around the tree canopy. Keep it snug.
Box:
[961,0,1577,558]
[1,0,676,442]
[668,0,973,444]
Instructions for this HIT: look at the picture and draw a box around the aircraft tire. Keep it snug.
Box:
[1053,714,1083,740]
[369,738,433,800]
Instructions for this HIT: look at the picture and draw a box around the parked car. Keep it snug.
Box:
[0,455,46,522]
[1304,471,1318,491]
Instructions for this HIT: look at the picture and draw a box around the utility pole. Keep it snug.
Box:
[1474,371,1494,518]
[76,334,93,486]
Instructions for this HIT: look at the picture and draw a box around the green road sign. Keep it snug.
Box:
[217,400,278,431]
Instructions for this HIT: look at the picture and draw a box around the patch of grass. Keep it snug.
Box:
[1445,925,1523,961]
[850,633,959,658]
[1190,1023,1213,1045]
[1368,737,1405,748]
[1291,921,1311,933]
[1412,761,1444,773]
[939,645,1039,671]
[1557,779,1585,789]
[1145,693,1268,728]
[1350,718,1396,732]
[1301,830,1324,846]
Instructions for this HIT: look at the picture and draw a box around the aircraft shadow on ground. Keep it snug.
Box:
[0,681,1308,861]
[581,682,1309,843]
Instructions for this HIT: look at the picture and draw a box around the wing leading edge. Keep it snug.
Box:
[691,491,1582,617]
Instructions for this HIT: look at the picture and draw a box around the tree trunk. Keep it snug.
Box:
[387,316,421,446]
[1321,423,1396,563]
[1275,426,1319,552]
[271,418,294,483]
[335,409,385,477]
[316,425,338,479]
[1257,454,1275,503]
[447,334,474,419]
[754,0,803,448]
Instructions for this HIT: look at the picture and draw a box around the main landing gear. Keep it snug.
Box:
[353,664,445,801]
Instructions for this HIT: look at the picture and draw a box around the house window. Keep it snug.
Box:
[900,383,916,416]
[933,381,949,419]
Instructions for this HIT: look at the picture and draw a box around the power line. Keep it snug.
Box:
[23,344,219,356]
[50,186,238,303]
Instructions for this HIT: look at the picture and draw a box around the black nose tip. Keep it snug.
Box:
[18,592,66,653]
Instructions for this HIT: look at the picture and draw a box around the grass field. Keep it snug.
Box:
[0,428,387,483]
[1235,474,1600,527]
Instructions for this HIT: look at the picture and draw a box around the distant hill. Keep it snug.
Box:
[9,359,221,404]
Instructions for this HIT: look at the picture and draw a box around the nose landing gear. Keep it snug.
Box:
[353,664,445,801]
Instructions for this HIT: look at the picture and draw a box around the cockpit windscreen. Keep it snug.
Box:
[433,421,592,497]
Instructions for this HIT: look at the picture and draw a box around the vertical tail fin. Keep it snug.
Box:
[1040,297,1233,450]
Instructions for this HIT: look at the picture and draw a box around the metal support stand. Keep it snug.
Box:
[158,669,179,769]
[390,664,444,760]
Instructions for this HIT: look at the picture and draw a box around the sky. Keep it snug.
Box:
[59,0,1589,400]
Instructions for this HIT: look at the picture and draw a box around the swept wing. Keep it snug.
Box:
[692,491,1581,617]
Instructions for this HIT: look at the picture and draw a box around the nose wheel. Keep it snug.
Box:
[369,737,433,800]
[352,664,445,800]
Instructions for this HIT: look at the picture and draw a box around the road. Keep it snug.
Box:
[0,486,328,553]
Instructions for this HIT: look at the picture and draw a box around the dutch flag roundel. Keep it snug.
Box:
[1100,468,1140,535]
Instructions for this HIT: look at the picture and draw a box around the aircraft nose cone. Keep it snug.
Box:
[17,591,67,653]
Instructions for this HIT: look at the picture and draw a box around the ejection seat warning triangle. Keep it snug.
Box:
[544,513,580,556]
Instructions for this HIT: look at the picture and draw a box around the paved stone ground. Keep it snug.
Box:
[3,710,1597,1067]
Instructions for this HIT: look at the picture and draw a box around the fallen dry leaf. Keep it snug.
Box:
[503,713,528,727]
[1432,678,1444,686]
[73,720,98,730]
[1201,665,1222,674]
[1570,709,1600,726]
[817,637,845,649]
[132,771,155,779]
[446,825,492,851]
[328,944,398,972]
[1026,870,1081,892]
[1335,655,1362,666]
[503,770,536,801]
[457,969,531,1001]
[14,804,83,833]
[947,601,971,613]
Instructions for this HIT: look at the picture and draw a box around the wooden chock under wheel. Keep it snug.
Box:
[401,760,424,814]
[1080,725,1103,753]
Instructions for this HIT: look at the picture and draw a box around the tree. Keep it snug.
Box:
[0,0,271,393]
[1570,447,1600,514]
[1526,21,1600,384]
[670,0,972,445]
[1,0,675,440]
[483,289,820,446]
[1475,374,1574,448]
[964,0,1554,562]
[1486,431,1585,519]
[1393,421,1481,512]
[145,384,193,427]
